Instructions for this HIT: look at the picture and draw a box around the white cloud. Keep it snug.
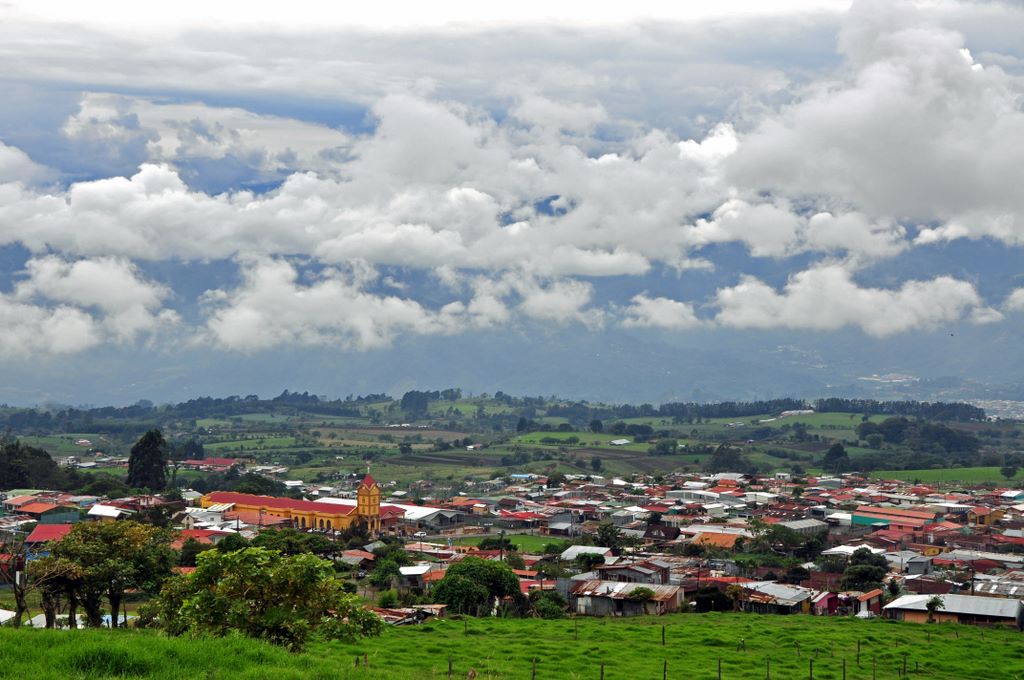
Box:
[727,0,1024,246]
[621,294,703,329]
[0,141,53,185]
[62,93,352,180]
[1005,288,1024,312]
[0,298,101,358]
[15,255,179,343]
[713,263,990,337]
[0,0,1019,360]
[200,258,457,351]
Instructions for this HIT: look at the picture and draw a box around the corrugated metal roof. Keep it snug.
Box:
[570,579,680,602]
[206,502,235,512]
[884,594,1023,619]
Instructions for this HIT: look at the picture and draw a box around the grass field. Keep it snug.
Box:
[452,533,562,552]
[873,467,1024,484]
[2,613,1021,679]
[204,436,301,452]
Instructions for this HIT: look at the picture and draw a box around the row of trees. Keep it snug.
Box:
[1,521,382,652]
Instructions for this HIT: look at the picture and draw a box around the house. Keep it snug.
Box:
[560,546,613,563]
[593,562,668,585]
[87,504,134,520]
[24,523,74,558]
[967,507,1005,527]
[778,519,829,536]
[18,502,78,524]
[399,564,434,590]
[838,589,884,616]
[568,580,684,616]
[812,591,839,615]
[884,594,1024,626]
[738,582,814,615]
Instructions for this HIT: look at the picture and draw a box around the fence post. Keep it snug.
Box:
[448,655,453,679]
[718,657,722,680]
[809,658,813,680]
[662,624,666,646]
[663,658,667,680]
[902,652,908,676]
[600,661,604,680]
[532,658,537,680]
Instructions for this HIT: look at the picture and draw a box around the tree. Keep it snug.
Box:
[155,547,381,651]
[27,555,83,629]
[575,552,605,572]
[627,586,655,602]
[1001,465,1019,481]
[370,558,401,589]
[177,537,209,567]
[590,455,603,472]
[589,419,603,433]
[841,548,888,591]
[823,443,850,474]
[433,557,519,616]
[216,533,250,552]
[56,520,174,628]
[648,439,677,456]
[596,521,621,551]
[251,528,337,556]
[126,429,169,490]
[926,595,944,623]
[530,589,566,619]
[0,534,31,627]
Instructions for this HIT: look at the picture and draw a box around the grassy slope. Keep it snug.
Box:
[2,614,1022,679]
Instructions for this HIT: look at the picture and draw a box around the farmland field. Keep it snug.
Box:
[2,613,1021,679]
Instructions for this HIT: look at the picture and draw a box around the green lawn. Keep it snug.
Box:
[452,533,562,553]
[2,613,1021,679]
[873,467,1024,484]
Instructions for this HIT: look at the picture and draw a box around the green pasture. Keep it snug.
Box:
[2,613,1020,679]
[452,533,562,553]
[204,436,301,452]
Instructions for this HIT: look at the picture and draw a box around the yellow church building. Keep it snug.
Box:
[201,474,392,533]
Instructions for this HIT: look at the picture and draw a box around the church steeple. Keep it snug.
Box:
[356,469,381,534]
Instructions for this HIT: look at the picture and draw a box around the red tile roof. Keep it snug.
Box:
[25,524,73,544]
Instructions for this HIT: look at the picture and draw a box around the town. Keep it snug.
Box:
[4,397,1024,636]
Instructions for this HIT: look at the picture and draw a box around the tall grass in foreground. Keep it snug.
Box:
[2,613,1023,679]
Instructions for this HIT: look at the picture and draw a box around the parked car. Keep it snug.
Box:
[413,531,427,538]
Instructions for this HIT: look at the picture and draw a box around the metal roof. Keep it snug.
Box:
[570,579,681,602]
[884,594,1023,619]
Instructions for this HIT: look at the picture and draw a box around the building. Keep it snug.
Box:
[567,580,684,616]
[202,474,394,535]
[884,594,1024,626]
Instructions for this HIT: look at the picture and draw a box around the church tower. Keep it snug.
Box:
[356,472,381,534]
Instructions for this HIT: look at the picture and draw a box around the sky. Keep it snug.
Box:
[1,0,1024,406]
